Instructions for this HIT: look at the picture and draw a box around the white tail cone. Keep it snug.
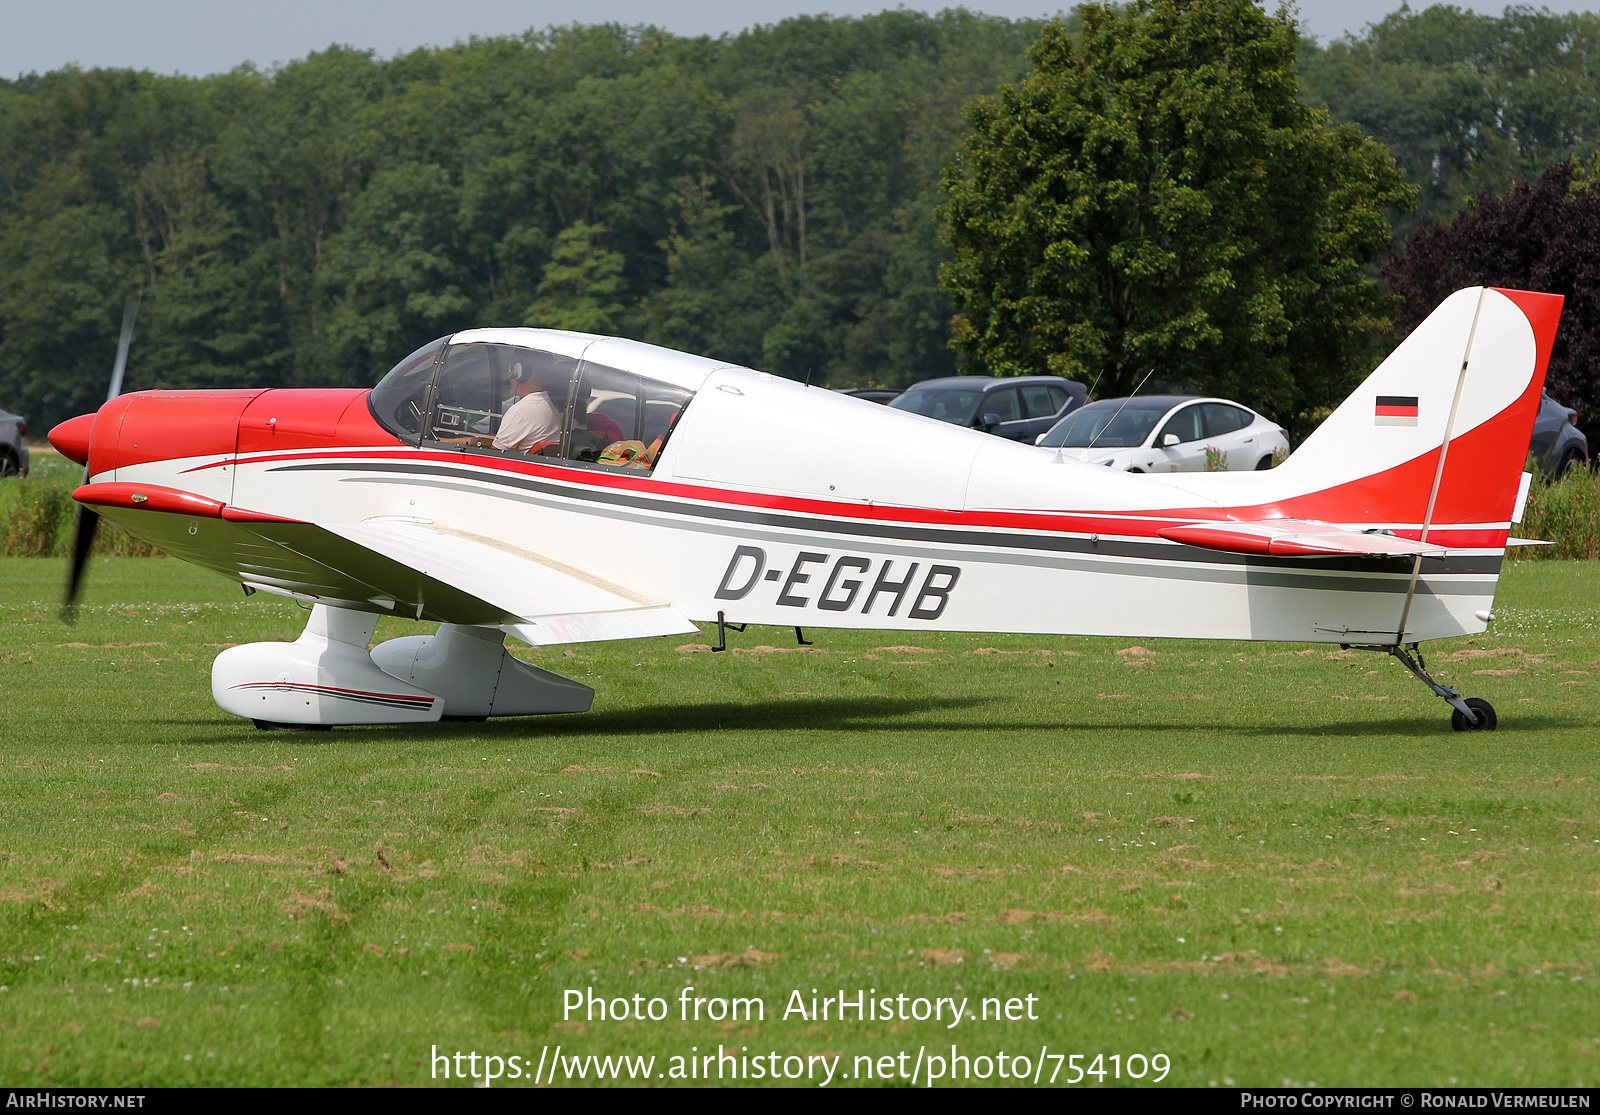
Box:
[370,624,594,717]
[212,605,443,726]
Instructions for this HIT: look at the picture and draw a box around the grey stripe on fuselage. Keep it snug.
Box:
[270,459,1500,597]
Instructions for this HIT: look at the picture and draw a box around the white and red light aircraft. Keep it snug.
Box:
[48,286,1559,732]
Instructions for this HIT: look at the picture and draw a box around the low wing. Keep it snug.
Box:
[76,483,696,645]
[325,520,697,645]
[1158,519,1449,559]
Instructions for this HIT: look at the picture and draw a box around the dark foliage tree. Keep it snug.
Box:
[1383,158,1600,428]
[939,0,1412,432]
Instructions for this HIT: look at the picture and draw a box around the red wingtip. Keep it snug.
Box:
[49,413,95,465]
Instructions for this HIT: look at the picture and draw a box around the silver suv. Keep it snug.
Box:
[0,406,27,477]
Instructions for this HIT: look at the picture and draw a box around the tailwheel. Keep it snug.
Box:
[1450,697,1497,733]
[1381,643,1504,732]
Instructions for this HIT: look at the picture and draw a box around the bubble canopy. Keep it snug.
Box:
[367,328,733,473]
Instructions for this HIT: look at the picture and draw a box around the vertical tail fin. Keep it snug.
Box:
[1276,286,1562,539]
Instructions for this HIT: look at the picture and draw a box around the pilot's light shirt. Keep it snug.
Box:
[493,391,561,452]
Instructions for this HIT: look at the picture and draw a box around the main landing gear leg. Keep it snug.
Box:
[1384,642,1497,732]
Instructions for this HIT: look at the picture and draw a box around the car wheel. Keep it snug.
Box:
[1557,447,1586,477]
[1255,455,1274,470]
[0,452,16,478]
[1126,467,1144,474]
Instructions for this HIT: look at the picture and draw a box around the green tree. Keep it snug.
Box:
[637,175,772,365]
[0,166,130,424]
[525,221,626,333]
[0,13,1048,429]
[762,296,830,381]
[209,48,385,386]
[131,147,286,391]
[940,1,1413,431]
[1299,6,1600,234]
[319,162,473,384]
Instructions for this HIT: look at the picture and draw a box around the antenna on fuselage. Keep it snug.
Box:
[1084,365,1159,454]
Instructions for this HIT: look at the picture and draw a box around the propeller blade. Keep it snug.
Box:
[106,292,139,403]
[61,504,99,623]
[62,290,140,622]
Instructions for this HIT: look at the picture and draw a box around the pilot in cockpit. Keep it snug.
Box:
[492,359,567,453]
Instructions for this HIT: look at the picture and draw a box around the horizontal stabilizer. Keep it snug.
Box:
[1506,537,1553,547]
[325,519,698,645]
[1158,520,1449,559]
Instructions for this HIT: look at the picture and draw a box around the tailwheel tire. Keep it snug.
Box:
[1450,697,1497,732]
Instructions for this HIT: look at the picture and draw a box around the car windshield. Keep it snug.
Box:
[1038,399,1171,448]
[888,387,982,425]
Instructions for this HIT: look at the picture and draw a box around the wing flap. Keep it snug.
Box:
[324,519,697,644]
[1158,520,1449,559]
[504,609,696,646]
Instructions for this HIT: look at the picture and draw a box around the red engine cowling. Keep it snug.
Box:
[49,388,402,479]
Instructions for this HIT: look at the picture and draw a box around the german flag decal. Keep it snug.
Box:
[1375,395,1419,426]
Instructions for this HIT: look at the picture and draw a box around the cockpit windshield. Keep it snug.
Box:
[887,387,982,425]
[368,337,448,438]
[1036,399,1171,448]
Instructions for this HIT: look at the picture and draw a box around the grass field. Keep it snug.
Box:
[2,450,160,559]
[0,555,1596,1088]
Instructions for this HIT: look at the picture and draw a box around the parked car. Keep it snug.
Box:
[834,388,902,405]
[1528,392,1588,475]
[1035,395,1289,472]
[887,375,1088,442]
[0,406,28,476]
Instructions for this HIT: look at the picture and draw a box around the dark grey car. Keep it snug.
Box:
[834,388,902,405]
[887,375,1089,442]
[0,406,28,476]
[1529,393,1587,476]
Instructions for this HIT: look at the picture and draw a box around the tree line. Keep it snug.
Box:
[3,4,1599,435]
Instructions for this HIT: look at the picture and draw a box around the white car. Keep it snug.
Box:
[1035,395,1290,472]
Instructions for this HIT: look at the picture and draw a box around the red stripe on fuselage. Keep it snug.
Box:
[208,444,1515,552]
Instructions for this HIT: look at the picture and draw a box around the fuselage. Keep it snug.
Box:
[56,341,1511,647]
